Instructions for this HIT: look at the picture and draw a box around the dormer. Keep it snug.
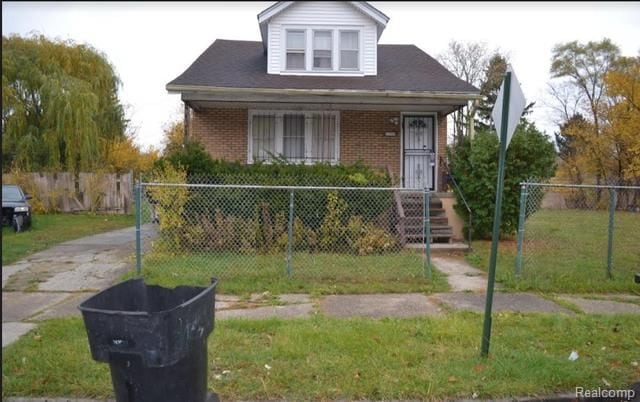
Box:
[258,1,389,76]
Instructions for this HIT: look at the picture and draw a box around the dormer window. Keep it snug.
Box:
[339,31,359,70]
[286,30,306,70]
[313,30,332,70]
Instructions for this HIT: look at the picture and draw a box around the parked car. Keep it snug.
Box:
[2,184,33,232]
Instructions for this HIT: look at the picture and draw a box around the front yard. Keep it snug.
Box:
[2,213,134,266]
[2,314,639,400]
[131,251,449,295]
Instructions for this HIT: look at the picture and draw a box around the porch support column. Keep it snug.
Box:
[184,102,191,144]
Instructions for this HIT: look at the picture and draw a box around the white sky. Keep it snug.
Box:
[3,1,639,150]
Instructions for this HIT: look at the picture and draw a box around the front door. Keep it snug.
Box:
[403,115,435,189]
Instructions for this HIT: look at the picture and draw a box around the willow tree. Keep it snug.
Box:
[2,34,126,172]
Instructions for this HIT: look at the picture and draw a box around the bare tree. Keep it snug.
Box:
[545,81,584,126]
[438,41,504,143]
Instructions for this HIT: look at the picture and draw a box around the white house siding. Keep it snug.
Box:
[267,1,378,76]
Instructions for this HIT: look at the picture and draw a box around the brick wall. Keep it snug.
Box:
[188,107,448,190]
[190,108,247,162]
[341,110,402,183]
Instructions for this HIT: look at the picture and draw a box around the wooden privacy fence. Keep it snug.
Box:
[2,171,133,214]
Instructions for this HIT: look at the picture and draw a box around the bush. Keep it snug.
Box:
[153,141,394,228]
[448,122,556,239]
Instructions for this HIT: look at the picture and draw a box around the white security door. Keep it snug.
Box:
[403,116,435,189]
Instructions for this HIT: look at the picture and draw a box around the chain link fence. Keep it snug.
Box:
[514,182,640,290]
[135,179,436,290]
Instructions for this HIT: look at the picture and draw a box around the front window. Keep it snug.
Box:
[286,30,306,70]
[313,30,332,69]
[250,111,339,164]
[339,31,359,70]
[282,114,305,160]
[311,114,337,161]
[251,115,276,161]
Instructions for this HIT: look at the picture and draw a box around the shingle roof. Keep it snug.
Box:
[167,39,479,94]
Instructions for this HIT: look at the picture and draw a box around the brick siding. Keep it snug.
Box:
[190,108,248,162]
[188,107,447,190]
[340,110,402,182]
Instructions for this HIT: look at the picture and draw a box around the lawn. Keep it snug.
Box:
[3,314,639,400]
[131,250,448,295]
[466,209,640,294]
[2,213,134,266]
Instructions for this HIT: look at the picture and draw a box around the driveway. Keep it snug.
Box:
[2,224,157,347]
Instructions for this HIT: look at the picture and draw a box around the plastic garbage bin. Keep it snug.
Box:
[79,278,218,402]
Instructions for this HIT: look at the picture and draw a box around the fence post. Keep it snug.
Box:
[515,183,528,278]
[286,191,295,277]
[606,188,616,279]
[423,188,432,279]
[135,181,142,277]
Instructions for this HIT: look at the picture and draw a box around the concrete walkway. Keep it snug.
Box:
[3,229,640,348]
[2,225,157,347]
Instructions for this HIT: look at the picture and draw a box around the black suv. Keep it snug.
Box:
[2,184,32,232]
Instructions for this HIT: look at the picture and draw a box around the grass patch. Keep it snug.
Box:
[130,251,448,295]
[466,209,640,294]
[3,314,639,400]
[2,213,134,266]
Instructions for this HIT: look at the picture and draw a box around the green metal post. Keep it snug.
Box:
[286,191,294,277]
[606,188,616,279]
[135,181,142,277]
[515,184,529,278]
[481,71,511,358]
[423,188,432,279]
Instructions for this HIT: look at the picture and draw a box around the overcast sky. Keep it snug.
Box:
[3,1,639,149]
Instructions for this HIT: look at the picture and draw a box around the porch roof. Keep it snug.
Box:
[167,40,480,98]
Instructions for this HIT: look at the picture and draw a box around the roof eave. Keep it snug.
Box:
[166,84,482,101]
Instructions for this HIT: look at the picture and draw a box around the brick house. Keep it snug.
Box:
[167,1,479,241]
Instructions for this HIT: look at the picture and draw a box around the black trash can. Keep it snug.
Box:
[79,278,218,402]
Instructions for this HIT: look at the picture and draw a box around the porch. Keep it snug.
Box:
[178,88,476,245]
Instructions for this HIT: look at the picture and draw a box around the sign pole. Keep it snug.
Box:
[481,71,511,357]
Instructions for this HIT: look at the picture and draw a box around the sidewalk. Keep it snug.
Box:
[4,235,639,348]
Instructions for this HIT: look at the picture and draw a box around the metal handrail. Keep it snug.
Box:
[440,156,472,249]
[449,173,473,249]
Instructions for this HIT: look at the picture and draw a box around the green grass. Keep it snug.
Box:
[3,314,639,400]
[129,251,448,295]
[466,209,640,294]
[2,213,134,266]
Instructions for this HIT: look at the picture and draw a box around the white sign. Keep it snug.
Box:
[491,65,526,148]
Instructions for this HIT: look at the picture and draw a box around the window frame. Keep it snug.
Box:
[248,110,341,165]
[339,30,360,71]
[312,29,333,71]
[285,29,307,71]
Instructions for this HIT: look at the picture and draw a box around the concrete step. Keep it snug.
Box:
[403,216,449,225]
[404,224,453,232]
[401,199,443,209]
[403,205,446,215]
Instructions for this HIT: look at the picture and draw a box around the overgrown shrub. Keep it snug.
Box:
[317,192,398,255]
[319,192,349,251]
[146,163,189,251]
[448,122,556,239]
[152,141,394,228]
